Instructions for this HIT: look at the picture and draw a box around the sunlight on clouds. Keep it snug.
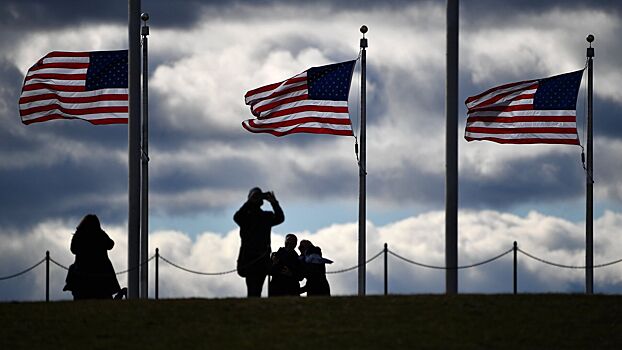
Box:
[9,24,126,75]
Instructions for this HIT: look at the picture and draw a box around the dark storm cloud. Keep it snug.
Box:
[460,152,585,210]
[0,0,205,30]
[0,58,128,229]
[462,0,622,23]
[2,0,618,33]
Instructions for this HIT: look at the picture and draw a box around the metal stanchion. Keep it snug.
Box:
[513,242,518,295]
[46,251,50,302]
[384,243,388,296]
[155,248,159,300]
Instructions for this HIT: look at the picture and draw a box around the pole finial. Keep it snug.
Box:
[360,25,368,36]
[141,13,150,22]
[586,34,594,47]
[360,25,368,49]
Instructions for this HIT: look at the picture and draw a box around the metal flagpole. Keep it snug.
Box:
[445,0,459,295]
[358,25,368,296]
[585,34,594,295]
[128,0,141,300]
[140,12,150,300]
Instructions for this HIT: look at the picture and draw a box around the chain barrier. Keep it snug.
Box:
[158,249,270,276]
[159,255,239,276]
[49,255,156,275]
[389,247,513,270]
[517,248,622,269]
[0,258,46,281]
[3,245,622,288]
[115,255,156,275]
[49,257,70,270]
[326,249,384,274]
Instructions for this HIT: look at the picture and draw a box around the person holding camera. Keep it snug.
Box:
[234,187,284,297]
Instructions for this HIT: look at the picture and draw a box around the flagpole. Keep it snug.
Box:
[128,0,141,300]
[585,34,594,295]
[140,12,150,300]
[445,0,459,295]
[358,25,368,296]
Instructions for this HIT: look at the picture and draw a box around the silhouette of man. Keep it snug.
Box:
[63,214,125,300]
[234,187,284,297]
[269,234,303,297]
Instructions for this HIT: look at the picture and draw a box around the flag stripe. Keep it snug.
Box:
[465,136,580,145]
[19,51,128,125]
[28,63,90,72]
[22,114,127,125]
[248,116,352,129]
[25,73,87,82]
[20,104,128,116]
[19,93,128,104]
[466,126,578,134]
[260,104,349,120]
[466,116,576,123]
[243,120,353,137]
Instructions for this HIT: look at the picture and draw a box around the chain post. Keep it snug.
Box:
[513,241,518,295]
[45,251,50,302]
[384,243,388,296]
[155,248,159,300]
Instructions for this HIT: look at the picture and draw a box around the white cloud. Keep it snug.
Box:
[2,209,621,301]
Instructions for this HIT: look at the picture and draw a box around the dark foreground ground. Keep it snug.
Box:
[0,294,620,349]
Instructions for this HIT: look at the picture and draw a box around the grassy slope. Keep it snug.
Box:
[0,295,621,350]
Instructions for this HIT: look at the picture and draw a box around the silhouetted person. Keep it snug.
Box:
[269,234,303,297]
[63,214,125,300]
[298,240,332,296]
[234,187,284,297]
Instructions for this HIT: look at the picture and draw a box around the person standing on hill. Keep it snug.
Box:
[269,234,303,297]
[298,239,332,296]
[234,187,284,297]
[63,214,126,300]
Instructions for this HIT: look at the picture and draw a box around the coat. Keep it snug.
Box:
[64,228,121,299]
[300,246,331,296]
[269,247,303,296]
[234,200,284,278]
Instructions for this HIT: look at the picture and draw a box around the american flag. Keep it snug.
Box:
[464,70,584,145]
[243,60,356,136]
[19,50,128,125]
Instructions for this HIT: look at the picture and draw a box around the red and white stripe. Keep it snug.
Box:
[464,79,579,145]
[19,51,128,125]
[243,71,353,136]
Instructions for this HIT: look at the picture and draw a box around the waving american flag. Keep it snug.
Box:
[19,50,128,125]
[465,70,584,145]
[243,60,356,137]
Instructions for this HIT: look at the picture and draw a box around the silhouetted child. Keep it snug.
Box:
[63,214,126,300]
[298,240,332,296]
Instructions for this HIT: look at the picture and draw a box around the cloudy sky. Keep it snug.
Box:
[1,0,622,301]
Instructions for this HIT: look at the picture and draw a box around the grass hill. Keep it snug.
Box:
[1,294,621,349]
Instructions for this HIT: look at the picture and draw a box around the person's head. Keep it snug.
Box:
[76,214,102,233]
[247,187,264,206]
[298,239,313,255]
[284,234,297,251]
